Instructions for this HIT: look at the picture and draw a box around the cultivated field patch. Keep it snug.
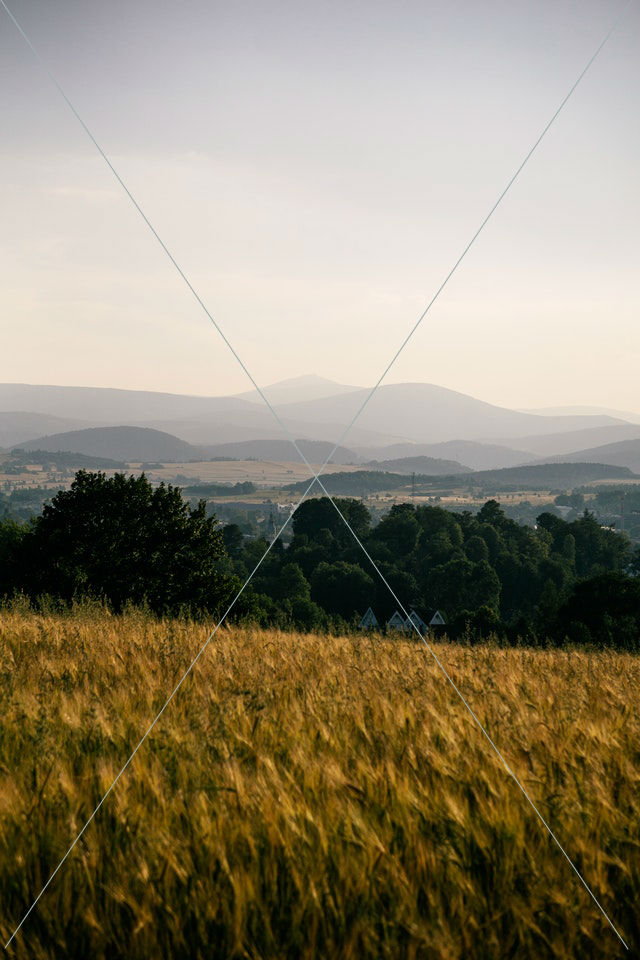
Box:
[1,609,638,957]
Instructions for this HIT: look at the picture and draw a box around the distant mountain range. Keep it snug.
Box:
[13,427,364,468]
[2,378,640,473]
[0,383,254,422]
[541,439,640,474]
[0,411,95,449]
[356,440,531,471]
[520,405,640,425]
[0,382,394,447]
[8,427,640,483]
[494,423,640,459]
[13,427,470,475]
[233,374,362,406]
[271,383,628,445]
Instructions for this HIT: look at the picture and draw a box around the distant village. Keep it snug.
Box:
[358,607,446,633]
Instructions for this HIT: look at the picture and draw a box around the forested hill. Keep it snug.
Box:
[364,455,470,475]
[285,462,635,495]
[285,471,415,495]
[5,449,125,470]
[466,462,636,487]
[542,438,640,473]
[17,426,201,462]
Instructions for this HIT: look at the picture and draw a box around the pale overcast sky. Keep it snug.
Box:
[1,0,638,410]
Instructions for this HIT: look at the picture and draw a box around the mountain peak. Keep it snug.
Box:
[234,374,362,406]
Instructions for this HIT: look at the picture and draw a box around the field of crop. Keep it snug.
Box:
[0,459,361,493]
[1,607,639,958]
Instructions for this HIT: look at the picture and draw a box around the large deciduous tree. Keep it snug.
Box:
[19,471,233,614]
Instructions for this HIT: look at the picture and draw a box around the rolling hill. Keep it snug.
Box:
[135,415,392,447]
[6,449,125,470]
[0,383,255,422]
[466,462,636,488]
[0,411,96,449]
[273,383,627,445]
[17,427,202,463]
[284,462,636,496]
[0,384,394,447]
[2,381,636,458]
[284,471,413,496]
[234,374,362,406]
[492,423,640,459]
[201,438,358,465]
[14,428,362,468]
[355,440,531,471]
[521,404,640,424]
[541,439,640,474]
[364,455,470,475]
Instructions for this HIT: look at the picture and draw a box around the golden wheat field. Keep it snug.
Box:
[0,607,638,959]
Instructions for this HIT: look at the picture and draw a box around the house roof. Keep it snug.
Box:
[387,610,406,628]
[358,606,379,629]
[406,609,427,630]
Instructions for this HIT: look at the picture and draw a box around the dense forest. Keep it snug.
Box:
[1,470,639,648]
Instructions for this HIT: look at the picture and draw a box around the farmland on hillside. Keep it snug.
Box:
[0,608,638,958]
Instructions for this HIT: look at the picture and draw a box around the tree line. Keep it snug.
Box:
[1,470,638,648]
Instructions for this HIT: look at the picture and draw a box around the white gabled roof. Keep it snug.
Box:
[429,610,446,626]
[358,606,379,629]
[387,610,406,629]
[405,609,427,632]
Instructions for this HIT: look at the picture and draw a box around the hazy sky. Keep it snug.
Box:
[1,0,638,410]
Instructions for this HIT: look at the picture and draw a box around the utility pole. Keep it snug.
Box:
[268,509,277,543]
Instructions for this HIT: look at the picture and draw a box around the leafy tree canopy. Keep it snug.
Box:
[292,497,370,545]
[14,471,233,614]
[311,560,375,619]
[2,477,637,648]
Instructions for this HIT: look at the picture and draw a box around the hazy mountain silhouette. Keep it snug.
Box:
[234,374,362,406]
[202,438,358,464]
[0,384,393,447]
[2,382,635,464]
[273,383,626,444]
[0,383,254,422]
[520,404,640,424]
[136,414,393,446]
[540,439,640,473]
[354,440,531,471]
[17,427,202,463]
[364,455,470,475]
[494,423,640,458]
[0,411,96,448]
[466,462,636,487]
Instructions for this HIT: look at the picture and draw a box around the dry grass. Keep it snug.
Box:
[0,607,638,958]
